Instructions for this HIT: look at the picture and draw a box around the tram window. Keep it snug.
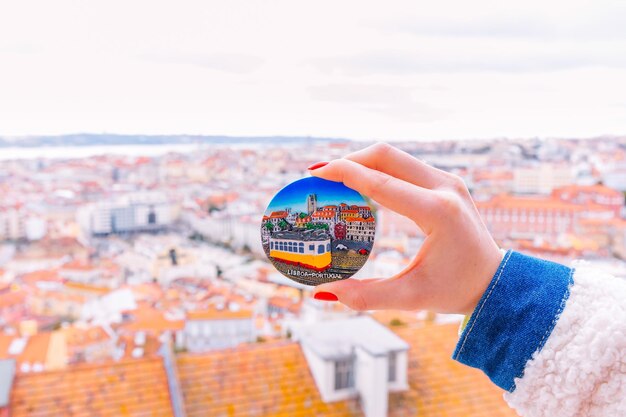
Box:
[309,244,314,251]
[279,242,284,251]
[299,243,304,253]
[326,243,331,252]
[317,244,324,254]
[270,242,273,250]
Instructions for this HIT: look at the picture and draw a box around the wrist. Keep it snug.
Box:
[460,247,507,315]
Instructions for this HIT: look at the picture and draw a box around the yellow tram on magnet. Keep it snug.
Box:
[269,229,332,271]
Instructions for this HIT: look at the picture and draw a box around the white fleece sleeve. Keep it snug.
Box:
[504,264,626,417]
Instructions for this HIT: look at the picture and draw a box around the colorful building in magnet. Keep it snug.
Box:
[345,216,376,243]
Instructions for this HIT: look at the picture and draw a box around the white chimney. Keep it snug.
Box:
[355,347,389,417]
[291,316,409,417]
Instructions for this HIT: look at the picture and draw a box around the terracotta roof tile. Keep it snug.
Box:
[387,323,518,417]
[120,306,184,333]
[345,216,375,223]
[269,211,289,219]
[10,358,174,417]
[177,342,361,417]
[187,308,253,321]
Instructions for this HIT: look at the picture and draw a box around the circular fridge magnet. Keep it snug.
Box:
[261,176,375,286]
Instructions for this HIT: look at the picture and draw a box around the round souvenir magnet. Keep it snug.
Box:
[261,176,375,286]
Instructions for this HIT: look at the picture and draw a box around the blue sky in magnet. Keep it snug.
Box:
[265,177,366,214]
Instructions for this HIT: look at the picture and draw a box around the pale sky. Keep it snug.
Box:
[1,0,626,141]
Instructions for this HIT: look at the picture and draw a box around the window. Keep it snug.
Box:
[270,242,274,250]
[326,243,330,252]
[299,243,304,253]
[309,244,314,251]
[334,358,355,390]
[388,352,397,382]
[317,244,324,254]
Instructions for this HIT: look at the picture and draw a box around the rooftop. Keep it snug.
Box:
[10,357,174,416]
[1,318,536,416]
[388,322,517,417]
[177,341,362,417]
[297,316,409,359]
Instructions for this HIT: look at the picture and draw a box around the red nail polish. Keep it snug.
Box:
[307,161,329,171]
[314,291,338,301]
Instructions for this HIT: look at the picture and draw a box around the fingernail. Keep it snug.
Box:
[308,161,329,171]
[314,291,338,301]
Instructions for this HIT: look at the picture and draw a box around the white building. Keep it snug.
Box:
[183,308,255,352]
[289,316,409,417]
[184,210,265,256]
[78,192,174,236]
[603,165,626,192]
[0,206,47,241]
[513,164,574,194]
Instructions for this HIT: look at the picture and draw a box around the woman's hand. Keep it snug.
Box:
[309,143,503,315]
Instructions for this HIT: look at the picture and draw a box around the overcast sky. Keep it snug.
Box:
[1,0,626,141]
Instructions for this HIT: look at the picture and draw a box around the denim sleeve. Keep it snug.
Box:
[452,250,574,392]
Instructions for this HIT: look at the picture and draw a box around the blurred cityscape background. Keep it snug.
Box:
[2,1,626,415]
[0,134,624,416]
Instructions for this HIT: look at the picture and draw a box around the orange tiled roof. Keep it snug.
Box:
[312,211,335,219]
[61,260,96,271]
[120,306,184,333]
[345,216,375,223]
[269,211,288,219]
[387,322,518,417]
[268,296,302,314]
[64,326,111,348]
[10,358,174,417]
[476,194,608,212]
[0,290,26,309]
[554,184,623,197]
[117,334,162,360]
[16,333,51,365]
[187,308,253,321]
[19,270,61,284]
[177,342,362,417]
[64,281,110,295]
[0,333,53,370]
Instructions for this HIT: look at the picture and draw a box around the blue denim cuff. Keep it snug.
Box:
[452,250,574,392]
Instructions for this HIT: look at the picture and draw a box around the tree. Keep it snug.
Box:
[277,219,290,230]
[305,222,328,230]
[264,221,274,232]
[298,212,308,219]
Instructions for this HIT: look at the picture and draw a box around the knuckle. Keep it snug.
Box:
[367,171,393,197]
[349,292,369,311]
[448,174,468,194]
[435,191,463,215]
[370,142,393,157]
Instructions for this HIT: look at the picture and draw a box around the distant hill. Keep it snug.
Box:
[0,134,350,147]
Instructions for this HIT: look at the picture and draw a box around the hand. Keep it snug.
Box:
[309,143,503,315]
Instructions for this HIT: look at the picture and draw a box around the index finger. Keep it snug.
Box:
[311,158,439,233]
[344,143,454,190]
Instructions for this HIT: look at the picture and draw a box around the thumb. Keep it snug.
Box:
[312,276,413,311]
